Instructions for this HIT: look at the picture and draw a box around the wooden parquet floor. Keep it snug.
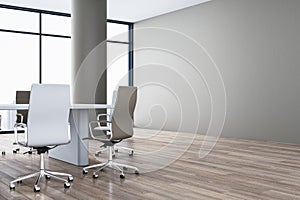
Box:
[0,128,299,200]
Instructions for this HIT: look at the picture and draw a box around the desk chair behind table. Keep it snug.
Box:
[13,91,31,154]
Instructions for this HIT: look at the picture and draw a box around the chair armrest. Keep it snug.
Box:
[14,122,26,128]
[97,114,111,121]
[88,121,112,140]
[98,120,112,123]
[14,124,28,146]
[16,113,24,123]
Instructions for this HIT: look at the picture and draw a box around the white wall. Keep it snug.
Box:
[134,0,300,143]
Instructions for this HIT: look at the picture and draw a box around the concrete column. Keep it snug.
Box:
[71,0,107,104]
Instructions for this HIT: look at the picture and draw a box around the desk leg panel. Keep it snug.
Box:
[49,109,89,166]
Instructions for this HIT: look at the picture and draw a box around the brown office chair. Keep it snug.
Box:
[13,91,31,154]
[94,90,134,157]
[83,86,139,179]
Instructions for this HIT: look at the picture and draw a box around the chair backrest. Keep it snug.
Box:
[110,86,137,141]
[107,90,118,121]
[27,84,71,147]
[16,91,30,123]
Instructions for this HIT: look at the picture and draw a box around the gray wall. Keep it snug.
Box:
[134,0,300,143]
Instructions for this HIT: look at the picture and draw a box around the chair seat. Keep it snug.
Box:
[18,141,25,146]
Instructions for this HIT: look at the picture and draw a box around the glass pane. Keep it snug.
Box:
[0,0,71,13]
[0,32,39,129]
[42,14,71,36]
[107,42,129,104]
[0,8,39,32]
[42,36,71,85]
[107,23,128,42]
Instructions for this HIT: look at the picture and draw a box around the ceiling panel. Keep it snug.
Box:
[0,0,210,22]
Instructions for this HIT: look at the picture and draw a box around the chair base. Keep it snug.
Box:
[9,153,73,192]
[95,144,111,157]
[12,146,36,154]
[95,145,134,157]
[115,146,134,156]
[84,146,138,179]
[83,160,139,179]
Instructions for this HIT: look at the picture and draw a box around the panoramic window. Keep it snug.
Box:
[0,4,133,129]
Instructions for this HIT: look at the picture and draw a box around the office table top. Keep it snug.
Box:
[0,104,112,110]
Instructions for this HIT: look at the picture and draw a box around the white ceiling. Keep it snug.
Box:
[108,0,211,22]
[0,0,210,22]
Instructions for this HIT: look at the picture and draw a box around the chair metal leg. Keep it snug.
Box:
[10,172,40,187]
[13,127,19,145]
[114,163,139,174]
[94,162,109,174]
[45,171,72,182]
[12,127,20,154]
[83,162,107,171]
[95,145,117,157]
[45,170,73,181]
[95,144,107,156]
[111,162,124,172]
[23,147,36,155]
[46,170,72,178]
[118,146,134,156]
[34,173,43,192]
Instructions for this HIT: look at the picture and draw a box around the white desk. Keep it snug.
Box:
[0,104,111,166]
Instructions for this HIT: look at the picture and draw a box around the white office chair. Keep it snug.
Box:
[83,86,139,179]
[10,84,73,192]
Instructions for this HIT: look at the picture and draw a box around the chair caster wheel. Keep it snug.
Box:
[120,174,125,179]
[28,151,33,155]
[34,185,40,192]
[68,176,73,182]
[129,151,134,156]
[17,180,22,184]
[64,182,70,188]
[9,184,15,190]
[135,170,139,175]
[93,173,98,179]
[95,152,100,157]
[2,151,5,155]
[115,149,119,153]
[13,150,17,154]
[45,175,51,180]
[82,169,88,174]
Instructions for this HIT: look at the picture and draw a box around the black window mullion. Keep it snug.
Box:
[39,13,42,83]
[128,23,134,86]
